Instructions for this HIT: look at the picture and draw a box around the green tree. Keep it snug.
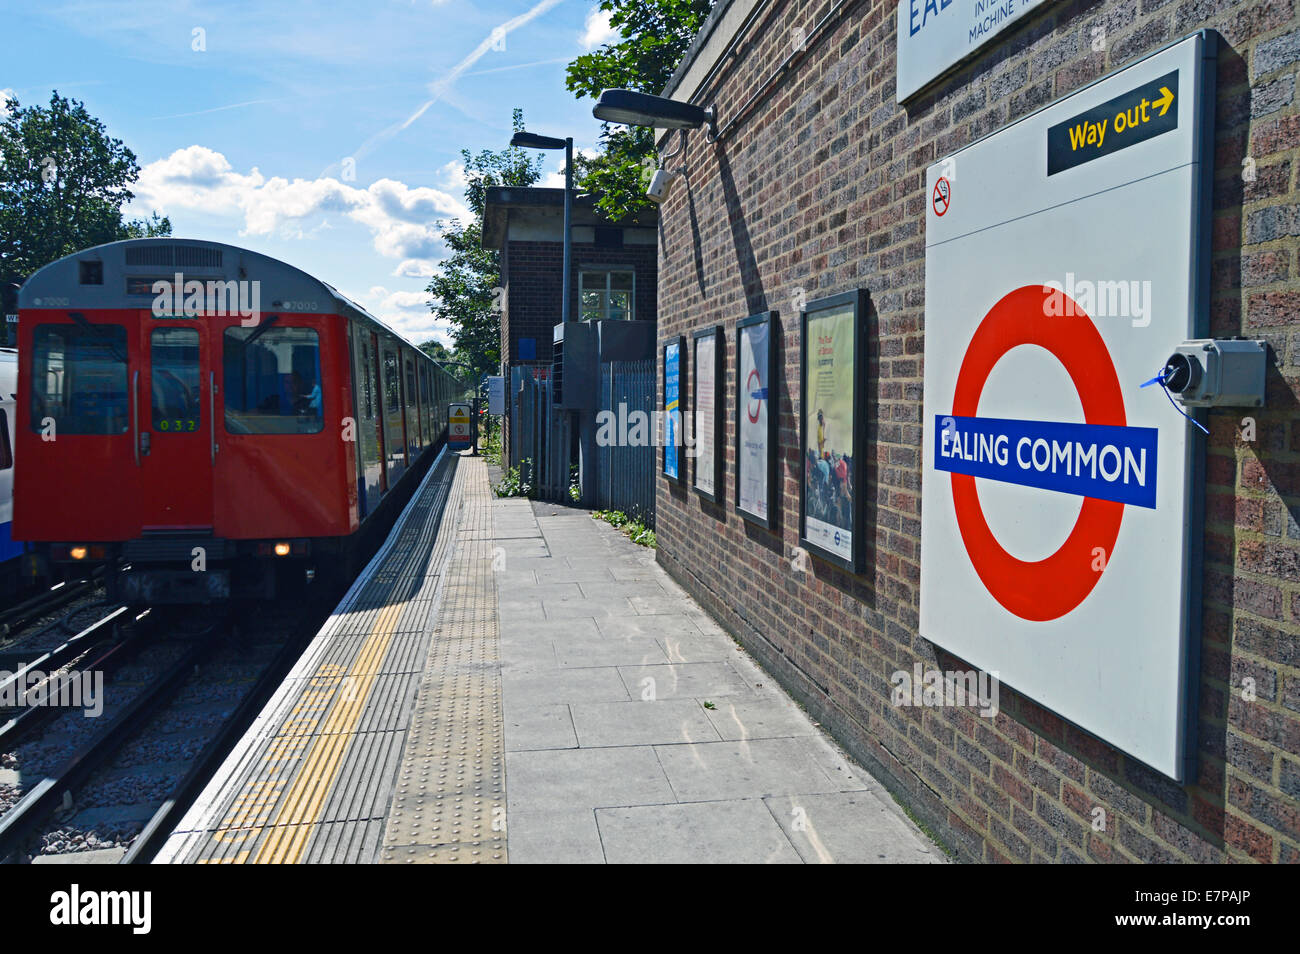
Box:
[565,0,713,219]
[0,91,171,300]
[425,109,543,381]
[419,339,454,364]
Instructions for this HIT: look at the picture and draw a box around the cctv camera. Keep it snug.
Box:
[1161,339,1267,407]
[646,167,676,204]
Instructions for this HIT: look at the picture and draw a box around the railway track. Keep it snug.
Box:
[0,571,104,639]
[0,577,345,864]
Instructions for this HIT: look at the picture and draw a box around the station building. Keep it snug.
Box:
[650,0,1300,862]
[483,187,658,467]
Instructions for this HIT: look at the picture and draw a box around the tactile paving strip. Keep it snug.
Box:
[382,457,506,863]
[154,449,469,864]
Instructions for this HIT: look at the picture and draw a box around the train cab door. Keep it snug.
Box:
[137,322,214,530]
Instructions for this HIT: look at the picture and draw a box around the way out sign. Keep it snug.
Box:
[449,403,472,449]
[919,33,1215,782]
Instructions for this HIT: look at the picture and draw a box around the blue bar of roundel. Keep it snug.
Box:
[933,415,1158,509]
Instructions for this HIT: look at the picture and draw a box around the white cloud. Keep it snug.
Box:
[133,145,470,269]
[0,89,16,119]
[580,8,618,49]
[394,259,436,278]
[539,146,600,188]
[362,284,452,345]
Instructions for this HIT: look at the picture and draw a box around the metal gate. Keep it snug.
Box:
[597,358,655,525]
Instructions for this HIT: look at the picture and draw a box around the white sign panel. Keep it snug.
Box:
[737,318,771,522]
[487,376,504,415]
[897,0,1051,102]
[449,403,472,443]
[693,333,718,498]
[919,34,1214,781]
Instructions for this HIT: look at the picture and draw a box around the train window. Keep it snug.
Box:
[384,351,400,412]
[0,410,11,469]
[30,324,129,435]
[360,338,374,418]
[405,358,416,406]
[222,326,323,434]
[150,328,200,434]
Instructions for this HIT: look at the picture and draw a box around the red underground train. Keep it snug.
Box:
[14,238,468,602]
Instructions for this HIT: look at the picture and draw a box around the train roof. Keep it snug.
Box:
[18,238,440,360]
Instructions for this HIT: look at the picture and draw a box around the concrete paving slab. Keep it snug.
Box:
[596,614,707,639]
[570,699,722,748]
[553,634,670,669]
[505,746,675,812]
[617,662,755,700]
[534,565,617,584]
[654,738,844,802]
[658,632,742,664]
[505,703,577,751]
[501,665,632,706]
[702,697,821,741]
[764,793,946,864]
[577,580,667,598]
[507,810,605,864]
[542,597,635,619]
[597,800,802,864]
[498,582,584,604]
[628,594,710,616]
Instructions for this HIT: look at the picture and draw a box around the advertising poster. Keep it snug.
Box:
[692,328,720,500]
[800,293,864,569]
[663,338,683,481]
[736,315,773,524]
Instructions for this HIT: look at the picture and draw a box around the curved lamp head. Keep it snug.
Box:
[593,89,716,134]
[510,131,568,150]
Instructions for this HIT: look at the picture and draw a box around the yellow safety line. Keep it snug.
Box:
[247,599,404,863]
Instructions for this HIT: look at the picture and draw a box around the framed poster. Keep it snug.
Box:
[662,336,685,483]
[692,325,724,503]
[799,290,867,572]
[734,312,778,528]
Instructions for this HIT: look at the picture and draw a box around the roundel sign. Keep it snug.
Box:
[919,32,1211,783]
[944,285,1140,622]
[746,368,764,423]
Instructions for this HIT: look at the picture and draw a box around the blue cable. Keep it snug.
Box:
[1140,367,1210,435]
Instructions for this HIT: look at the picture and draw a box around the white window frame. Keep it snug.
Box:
[578,269,636,321]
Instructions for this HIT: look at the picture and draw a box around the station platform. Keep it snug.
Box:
[157,449,943,864]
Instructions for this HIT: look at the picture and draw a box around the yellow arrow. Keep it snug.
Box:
[1154,86,1174,117]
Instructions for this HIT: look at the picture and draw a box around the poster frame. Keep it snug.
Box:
[798,289,868,573]
[691,324,725,504]
[662,335,686,484]
[733,311,779,530]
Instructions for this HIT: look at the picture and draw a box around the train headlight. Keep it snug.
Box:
[274,542,291,557]
[70,546,88,560]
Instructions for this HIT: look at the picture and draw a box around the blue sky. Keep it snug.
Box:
[2,0,616,344]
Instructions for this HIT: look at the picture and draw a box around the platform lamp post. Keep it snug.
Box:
[509,131,573,326]
[510,130,574,502]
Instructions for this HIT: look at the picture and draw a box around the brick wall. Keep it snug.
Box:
[655,0,1300,863]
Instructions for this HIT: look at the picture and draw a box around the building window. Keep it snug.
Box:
[579,270,634,321]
